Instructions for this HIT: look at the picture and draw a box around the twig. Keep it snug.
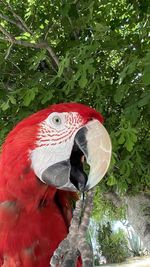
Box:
[73,0,80,4]
[44,23,55,41]
[0,12,18,25]
[0,0,33,34]
[5,43,13,59]
[10,60,22,72]
[46,45,59,66]
[0,1,59,66]
[67,16,78,40]
[0,25,14,41]
[0,12,31,33]
[0,32,59,66]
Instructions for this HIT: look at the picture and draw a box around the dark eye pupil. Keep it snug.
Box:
[52,116,61,125]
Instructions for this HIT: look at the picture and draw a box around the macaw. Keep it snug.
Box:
[0,103,111,267]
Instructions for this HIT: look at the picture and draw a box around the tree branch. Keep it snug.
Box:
[4,43,13,59]
[103,191,123,208]
[0,0,59,66]
[0,12,31,33]
[0,0,33,34]
[46,45,59,66]
[0,25,14,41]
[0,27,59,66]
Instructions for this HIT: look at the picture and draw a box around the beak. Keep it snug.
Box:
[42,119,111,192]
[77,120,112,190]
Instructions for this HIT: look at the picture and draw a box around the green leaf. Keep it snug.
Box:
[142,68,150,85]
[40,24,44,29]
[117,65,128,84]
[125,138,134,152]
[124,130,137,152]
[114,85,128,103]
[1,101,9,111]
[23,88,38,106]
[124,105,139,124]
[142,51,150,85]
[78,71,87,88]
[118,133,125,145]
[107,175,117,186]
[126,57,138,75]
[15,32,31,40]
[57,54,70,77]
[41,90,53,104]
[95,23,109,33]
[8,95,16,105]
[138,93,150,107]
[28,50,46,71]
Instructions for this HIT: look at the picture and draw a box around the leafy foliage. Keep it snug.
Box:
[0,0,149,207]
[97,222,129,263]
[92,187,126,221]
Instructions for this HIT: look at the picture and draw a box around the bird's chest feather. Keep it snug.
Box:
[0,184,71,267]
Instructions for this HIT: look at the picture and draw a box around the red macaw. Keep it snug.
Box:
[0,103,111,267]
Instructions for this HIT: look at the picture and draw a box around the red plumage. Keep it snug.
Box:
[0,103,103,266]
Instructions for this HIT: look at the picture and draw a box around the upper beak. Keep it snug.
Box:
[75,120,112,190]
[42,119,112,192]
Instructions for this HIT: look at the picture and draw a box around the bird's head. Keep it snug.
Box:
[3,103,111,192]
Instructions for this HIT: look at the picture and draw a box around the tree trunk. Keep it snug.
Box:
[104,192,150,251]
[125,193,150,251]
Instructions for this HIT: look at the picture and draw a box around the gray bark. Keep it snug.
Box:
[104,192,150,251]
[125,193,150,251]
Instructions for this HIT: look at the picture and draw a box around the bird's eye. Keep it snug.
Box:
[52,116,62,125]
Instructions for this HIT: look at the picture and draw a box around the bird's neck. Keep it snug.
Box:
[0,153,56,211]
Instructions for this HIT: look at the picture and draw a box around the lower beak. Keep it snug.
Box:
[42,120,111,191]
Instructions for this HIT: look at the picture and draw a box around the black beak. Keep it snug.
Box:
[70,127,88,192]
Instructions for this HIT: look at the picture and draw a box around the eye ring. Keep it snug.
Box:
[52,115,62,125]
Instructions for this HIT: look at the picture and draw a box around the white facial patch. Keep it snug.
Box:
[30,111,84,182]
[30,137,75,182]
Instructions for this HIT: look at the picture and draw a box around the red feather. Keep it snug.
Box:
[0,103,103,266]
